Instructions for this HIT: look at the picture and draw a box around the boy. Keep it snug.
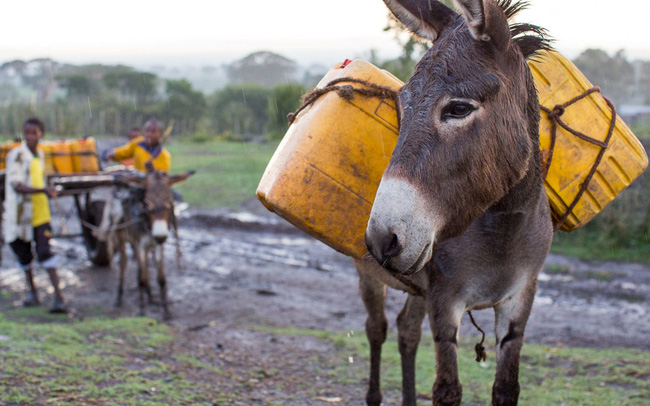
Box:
[102,118,171,172]
[118,126,144,167]
[4,117,66,313]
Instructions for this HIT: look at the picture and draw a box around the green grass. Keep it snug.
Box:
[166,139,279,208]
[543,264,573,275]
[0,312,222,405]
[258,327,650,406]
[551,229,650,264]
[630,123,650,140]
[1,312,648,405]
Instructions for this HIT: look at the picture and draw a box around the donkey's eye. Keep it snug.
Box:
[442,102,475,121]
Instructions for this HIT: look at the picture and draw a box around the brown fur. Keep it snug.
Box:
[360,1,553,405]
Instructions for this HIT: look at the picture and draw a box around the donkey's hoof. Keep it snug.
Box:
[433,381,462,406]
[365,391,382,406]
[492,382,520,406]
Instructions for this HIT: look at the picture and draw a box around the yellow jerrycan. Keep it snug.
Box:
[70,137,99,173]
[38,142,57,174]
[258,56,648,258]
[0,141,22,170]
[530,50,648,231]
[49,140,75,173]
[257,60,402,258]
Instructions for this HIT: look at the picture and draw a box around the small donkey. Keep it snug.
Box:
[98,168,193,319]
[359,0,553,405]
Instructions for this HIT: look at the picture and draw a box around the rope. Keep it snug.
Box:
[287,77,399,125]
[540,86,617,232]
[171,207,182,271]
[80,216,141,233]
[467,311,487,362]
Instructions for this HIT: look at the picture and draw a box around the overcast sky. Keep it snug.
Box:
[1,0,648,67]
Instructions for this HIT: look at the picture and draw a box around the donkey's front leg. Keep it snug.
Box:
[492,280,537,406]
[136,240,151,316]
[397,294,426,406]
[356,264,387,406]
[115,235,128,308]
[155,244,170,320]
[429,302,465,406]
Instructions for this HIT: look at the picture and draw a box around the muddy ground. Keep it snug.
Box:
[0,197,649,404]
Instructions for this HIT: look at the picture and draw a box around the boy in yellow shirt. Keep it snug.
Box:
[102,119,170,172]
[4,117,66,312]
[118,126,144,167]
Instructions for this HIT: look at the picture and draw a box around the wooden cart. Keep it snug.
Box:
[0,170,131,266]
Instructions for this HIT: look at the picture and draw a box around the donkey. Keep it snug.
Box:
[97,167,193,319]
[358,1,553,405]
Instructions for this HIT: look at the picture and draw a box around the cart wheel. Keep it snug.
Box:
[84,200,110,267]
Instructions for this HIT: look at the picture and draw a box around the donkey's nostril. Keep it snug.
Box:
[367,231,403,264]
[155,236,167,244]
[382,232,402,259]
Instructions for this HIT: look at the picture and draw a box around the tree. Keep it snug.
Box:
[213,83,271,138]
[104,70,158,105]
[19,58,61,103]
[164,79,206,134]
[378,13,431,81]
[573,49,634,106]
[58,74,95,100]
[227,51,298,87]
[267,83,306,139]
[639,61,650,105]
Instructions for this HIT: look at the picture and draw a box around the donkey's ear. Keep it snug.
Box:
[452,0,511,50]
[115,174,146,187]
[383,0,457,42]
[168,170,195,186]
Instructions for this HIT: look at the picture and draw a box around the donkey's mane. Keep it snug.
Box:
[496,0,551,59]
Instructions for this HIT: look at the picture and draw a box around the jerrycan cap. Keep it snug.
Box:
[340,59,353,68]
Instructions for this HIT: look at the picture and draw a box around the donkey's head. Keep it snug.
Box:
[144,169,195,244]
[365,0,548,274]
[123,167,194,244]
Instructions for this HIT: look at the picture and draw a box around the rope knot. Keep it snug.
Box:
[468,311,487,363]
[475,342,487,362]
[336,85,355,101]
[550,105,565,118]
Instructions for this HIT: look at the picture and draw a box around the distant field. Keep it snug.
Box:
[166,139,280,208]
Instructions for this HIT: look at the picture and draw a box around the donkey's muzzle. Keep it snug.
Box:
[151,220,169,245]
[365,177,441,275]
